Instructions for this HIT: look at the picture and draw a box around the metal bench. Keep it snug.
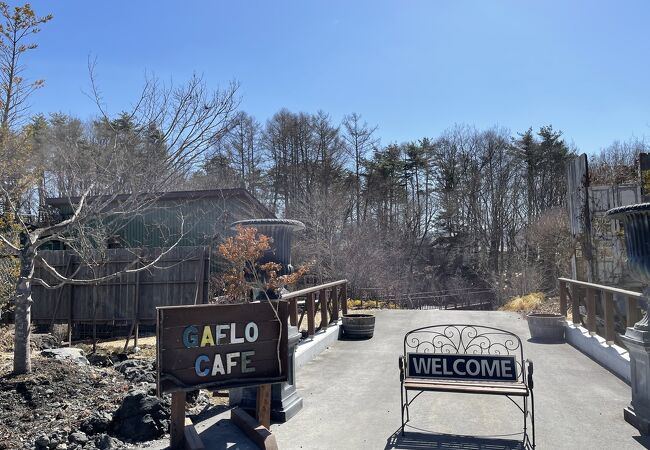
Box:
[398,324,535,448]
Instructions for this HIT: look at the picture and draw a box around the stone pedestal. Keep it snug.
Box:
[230,325,303,422]
[621,326,650,435]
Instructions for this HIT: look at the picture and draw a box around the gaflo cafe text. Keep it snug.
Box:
[182,321,260,377]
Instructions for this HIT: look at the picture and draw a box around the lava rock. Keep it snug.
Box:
[41,348,89,365]
[111,388,169,441]
[94,434,124,450]
[86,354,116,368]
[80,412,113,435]
[35,435,50,448]
[68,432,88,445]
[113,359,155,384]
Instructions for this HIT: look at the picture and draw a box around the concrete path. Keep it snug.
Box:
[143,310,650,449]
[272,310,650,450]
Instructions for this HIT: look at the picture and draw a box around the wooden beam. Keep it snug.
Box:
[627,296,641,328]
[184,417,205,450]
[170,391,186,449]
[256,384,271,429]
[320,289,328,330]
[559,280,567,317]
[586,287,596,335]
[604,291,616,344]
[307,293,315,337]
[341,283,348,316]
[331,286,339,322]
[570,283,581,325]
[289,298,298,327]
[231,407,279,450]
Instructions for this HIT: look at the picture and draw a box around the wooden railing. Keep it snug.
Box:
[282,280,348,338]
[558,277,643,344]
[359,288,493,310]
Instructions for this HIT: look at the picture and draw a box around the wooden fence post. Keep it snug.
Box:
[331,286,339,321]
[570,283,581,325]
[627,296,641,328]
[559,280,567,317]
[341,283,348,316]
[604,291,616,344]
[320,289,328,329]
[586,287,596,335]
[170,391,186,449]
[289,298,298,327]
[307,293,315,337]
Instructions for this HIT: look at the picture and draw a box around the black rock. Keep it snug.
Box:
[111,388,169,441]
[80,412,112,435]
[113,359,156,384]
[86,354,115,368]
[68,432,88,445]
[35,435,49,448]
[94,434,124,450]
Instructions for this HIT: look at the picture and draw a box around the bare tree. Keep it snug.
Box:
[2,72,238,374]
[342,113,378,224]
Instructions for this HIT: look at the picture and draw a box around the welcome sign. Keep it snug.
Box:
[157,301,289,394]
[407,353,517,382]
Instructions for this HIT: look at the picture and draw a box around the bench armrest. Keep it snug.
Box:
[399,356,405,382]
[526,359,534,390]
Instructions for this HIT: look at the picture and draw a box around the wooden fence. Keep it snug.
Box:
[558,277,643,345]
[282,280,348,337]
[32,246,210,340]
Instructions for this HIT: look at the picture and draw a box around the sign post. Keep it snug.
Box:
[157,301,289,449]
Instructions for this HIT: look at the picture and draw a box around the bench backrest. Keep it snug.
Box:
[403,324,525,383]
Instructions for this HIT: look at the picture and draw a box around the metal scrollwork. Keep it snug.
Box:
[404,324,525,380]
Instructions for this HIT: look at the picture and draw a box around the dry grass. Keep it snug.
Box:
[499,292,545,312]
[347,298,398,310]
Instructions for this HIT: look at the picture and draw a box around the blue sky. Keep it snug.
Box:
[27,0,650,153]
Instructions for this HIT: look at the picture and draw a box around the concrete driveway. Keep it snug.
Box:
[272,309,649,450]
[144,309,649,449]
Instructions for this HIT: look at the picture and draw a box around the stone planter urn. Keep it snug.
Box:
[341,313,375,339]
[527,313,565,342]
[607,203,650,434]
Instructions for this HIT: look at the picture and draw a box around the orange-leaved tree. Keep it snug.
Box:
[217,225,309,302]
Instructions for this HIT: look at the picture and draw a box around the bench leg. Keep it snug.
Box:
[523,395,528,435]
[400,384,405,436]
[530,389,536,449]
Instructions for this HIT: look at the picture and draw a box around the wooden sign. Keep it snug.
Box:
[157,301,289,395]
[407,353,517,382]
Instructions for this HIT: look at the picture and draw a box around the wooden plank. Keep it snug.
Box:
[559,280,567,317]
[184,417,205,450]
[319,289,328,330]
[231,407,278,450]
[281,279,348,300]
[403,381,528,396]
[558,277,642,298]
[586,287,596,335]
[170,391,186,449]
[307,293,315,337]
[627,296,641,328]
[570,283,581,325]
[604,291,616,344]
[256,384,272,429]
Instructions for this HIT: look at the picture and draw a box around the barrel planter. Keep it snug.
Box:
[527,313,565,342]
[341,313,375,339]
